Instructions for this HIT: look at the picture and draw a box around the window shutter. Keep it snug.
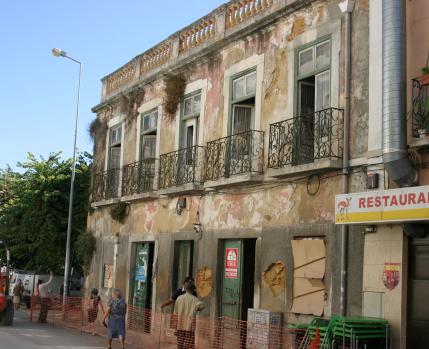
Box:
[315,70,330,112]
[109,147,121,169]
[186,125,194,148]
[141,135,156,159]
[233,106,252,134]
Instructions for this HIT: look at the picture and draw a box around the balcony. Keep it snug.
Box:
[267,108,344,177]
[121,159,158,201]
[205,130,264,188]
[411,75,429,145]
[91,168,121,204]
[94,0,281,105]
[158,146,205,195]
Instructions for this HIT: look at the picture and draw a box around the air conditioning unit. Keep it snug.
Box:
[247,309,283,349]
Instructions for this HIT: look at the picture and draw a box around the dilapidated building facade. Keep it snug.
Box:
[87,0,429,348]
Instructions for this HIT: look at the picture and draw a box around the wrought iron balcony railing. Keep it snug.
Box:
[205,130,264,181]
[268,107,344,169]
[158,146,205,190]
[122,159,156,197]
[92,168,121,202]
[411,77,429,138]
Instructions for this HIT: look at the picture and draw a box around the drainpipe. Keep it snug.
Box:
[338,0,354,317]
[382,0,417,187]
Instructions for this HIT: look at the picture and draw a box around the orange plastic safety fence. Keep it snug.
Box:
[28,295,293,349]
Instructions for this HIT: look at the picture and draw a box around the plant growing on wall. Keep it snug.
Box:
[164,74,187,117]
[110,202,129,223]
[75,230,96,273]
[88,117,107,142]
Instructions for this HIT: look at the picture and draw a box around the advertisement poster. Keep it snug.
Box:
[225,248,239,279]
[383,262,400,291]
[135,265,147,282]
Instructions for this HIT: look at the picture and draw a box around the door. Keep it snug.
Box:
[108,146,121,197]
[139,135,156,191]
[408,237,429,348]
[130,243,154,333]
[314,70,331,158]
[173,241,194,291]
[178,118,198,184]
[220,239,256,349]
[221,240,242,319]
[295,79,315,165]
[229,105,253,176]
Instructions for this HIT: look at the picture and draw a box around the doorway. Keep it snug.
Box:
[130,242,154,333]
[219,239,256,348]
[407,236,429,348]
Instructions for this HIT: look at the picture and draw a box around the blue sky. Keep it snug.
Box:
[0,0,225,169]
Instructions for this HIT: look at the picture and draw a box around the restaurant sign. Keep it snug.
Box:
[335,185,429,224]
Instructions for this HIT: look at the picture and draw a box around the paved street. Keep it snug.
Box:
[0,311,139,349]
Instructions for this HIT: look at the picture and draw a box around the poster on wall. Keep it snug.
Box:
[135,265,147,282]
[383,262,400,291]
[225,248,239,279]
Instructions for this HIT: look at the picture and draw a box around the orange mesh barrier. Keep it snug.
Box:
[29,295,292,349]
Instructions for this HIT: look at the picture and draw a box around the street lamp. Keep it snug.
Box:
[51,48,82,305]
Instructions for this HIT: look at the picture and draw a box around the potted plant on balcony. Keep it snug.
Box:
[419,66,429,86]
[415,95,429,138]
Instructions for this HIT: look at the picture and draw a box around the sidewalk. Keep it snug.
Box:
[3,310,141,349]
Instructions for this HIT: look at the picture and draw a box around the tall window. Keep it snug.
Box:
[180,92,201,150]
[294,39,331,165]
[230,70,256,135]
[297,39,331,115]
[108,125,122,170]
[140,109,158,160]
[107,124,122,197]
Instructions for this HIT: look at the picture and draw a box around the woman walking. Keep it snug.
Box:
[87,288,104,335]
[103,288,127,349]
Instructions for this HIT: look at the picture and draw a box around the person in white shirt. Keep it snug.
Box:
[38,271,53,323]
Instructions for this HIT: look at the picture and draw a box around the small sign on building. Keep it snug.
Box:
[335,185,429,224]
[225,248,239,279]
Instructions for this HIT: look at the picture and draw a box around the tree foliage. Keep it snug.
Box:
[0,152,92,274]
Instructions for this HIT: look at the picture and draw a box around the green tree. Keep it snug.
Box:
[0,152,92,275]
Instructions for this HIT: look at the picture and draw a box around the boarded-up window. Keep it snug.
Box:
[103,264,113,289]
[291,238,326,316]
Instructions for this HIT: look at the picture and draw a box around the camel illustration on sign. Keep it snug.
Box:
[337,197,352,215]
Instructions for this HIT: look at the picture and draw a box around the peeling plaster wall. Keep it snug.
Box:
[88,0,368,322]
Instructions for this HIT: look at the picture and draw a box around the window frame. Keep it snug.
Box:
[294,36,332,116]
[139,108,158,161]
[228,67,257,136]
[179,90,202,149]
[108,124,122,170]
[141,108,158,135]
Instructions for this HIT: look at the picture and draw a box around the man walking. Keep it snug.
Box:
[13,279,23,310]
[38,271,53,323]
[173,280,204,349]
[161,276,197,310]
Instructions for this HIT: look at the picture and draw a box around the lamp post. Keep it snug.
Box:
[52,48,82,305]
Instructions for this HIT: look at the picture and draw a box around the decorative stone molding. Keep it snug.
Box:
[179,17,216,54]
[140,41,171,75]
[226,0,273,29]
[106,61,137,96]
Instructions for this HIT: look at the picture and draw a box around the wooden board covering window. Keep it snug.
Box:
[291,239,326,316]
